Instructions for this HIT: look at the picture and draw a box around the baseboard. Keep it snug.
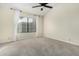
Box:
[45,37,79,46]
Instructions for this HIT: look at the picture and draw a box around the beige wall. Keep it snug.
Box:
[36,16,43,37]
[0,5,15,43]
[44,4,79,45]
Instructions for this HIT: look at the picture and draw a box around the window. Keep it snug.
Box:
[17,16,36,33]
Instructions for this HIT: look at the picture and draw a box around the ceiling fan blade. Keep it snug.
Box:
[39,3,48,5]
[32,5,41,8]
[44,5,53,8]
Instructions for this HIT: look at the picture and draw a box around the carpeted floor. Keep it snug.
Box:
[0,37,79,56]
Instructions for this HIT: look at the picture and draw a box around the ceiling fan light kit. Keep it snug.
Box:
[32,3,53,11]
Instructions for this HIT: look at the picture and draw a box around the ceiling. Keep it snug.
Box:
[0,3,55,16]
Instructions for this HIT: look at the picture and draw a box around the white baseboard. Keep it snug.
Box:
[46,37,79,46]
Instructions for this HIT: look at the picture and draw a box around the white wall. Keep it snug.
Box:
[44,4,79,45]
[0,4,43,43]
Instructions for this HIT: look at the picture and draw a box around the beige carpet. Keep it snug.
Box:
[0,37,79,56]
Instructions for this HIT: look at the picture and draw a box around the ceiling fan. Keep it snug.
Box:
[32,3,53,11]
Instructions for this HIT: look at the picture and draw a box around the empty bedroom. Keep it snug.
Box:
[0,3,79,56]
